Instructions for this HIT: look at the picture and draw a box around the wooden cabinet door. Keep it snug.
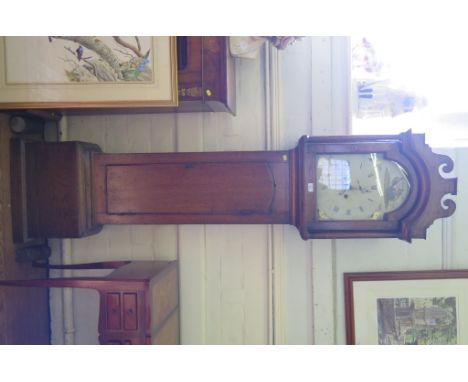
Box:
[93,151,291,225]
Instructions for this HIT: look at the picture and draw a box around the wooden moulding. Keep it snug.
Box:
[398,132,457,241]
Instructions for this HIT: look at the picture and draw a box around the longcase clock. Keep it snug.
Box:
[12,130,457,243]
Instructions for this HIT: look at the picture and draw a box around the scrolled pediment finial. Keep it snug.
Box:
[401,133,457,241]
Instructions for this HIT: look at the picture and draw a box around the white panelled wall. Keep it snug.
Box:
[49,37,468,345]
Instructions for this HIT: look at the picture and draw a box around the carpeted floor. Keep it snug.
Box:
[0,114,49,344]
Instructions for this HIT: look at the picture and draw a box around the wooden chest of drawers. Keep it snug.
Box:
[0,260,180,344]
[99,260,179,345]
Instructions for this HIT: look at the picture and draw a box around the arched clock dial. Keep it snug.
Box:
[316,153,411,220]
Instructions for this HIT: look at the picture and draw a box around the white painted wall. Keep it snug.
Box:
[52,46,271,345]
[50,37,468,345]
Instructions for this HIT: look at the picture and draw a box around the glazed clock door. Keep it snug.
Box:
[315,153,411,221]
[298,137,421,240]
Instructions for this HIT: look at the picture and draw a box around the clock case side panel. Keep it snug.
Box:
[295,132,429,241]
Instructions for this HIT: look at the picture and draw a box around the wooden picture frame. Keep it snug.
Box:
[344,270,468,345]
[0,36,178,109]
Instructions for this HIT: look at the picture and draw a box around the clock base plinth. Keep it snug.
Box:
[16,140,102,239]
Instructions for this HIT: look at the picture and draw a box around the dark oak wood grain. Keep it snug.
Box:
[93,150,291,225]
[24,141,102,238]
[106,162,275,214]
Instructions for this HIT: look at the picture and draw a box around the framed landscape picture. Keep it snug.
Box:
[344,270,468,345]
[0,36,178,109]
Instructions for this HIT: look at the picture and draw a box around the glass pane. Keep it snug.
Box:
[316,153,410,221]
[317,156,351,190]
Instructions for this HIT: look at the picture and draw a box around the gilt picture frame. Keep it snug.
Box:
[0,36,178,109]
[344,270,468,345]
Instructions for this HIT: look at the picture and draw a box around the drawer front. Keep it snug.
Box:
[100,290,146,345]
[105,292,139,331]
[123,293,138,331]
[106,293,121,330]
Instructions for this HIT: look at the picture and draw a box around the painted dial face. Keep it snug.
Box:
[316,153,411,220]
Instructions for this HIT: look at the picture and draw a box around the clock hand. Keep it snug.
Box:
[356,180,371,194]
[357,180,363,193]
[384,169,390,209]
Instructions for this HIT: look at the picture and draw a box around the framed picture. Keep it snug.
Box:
[0,36,178,109]
[344,270,468,345]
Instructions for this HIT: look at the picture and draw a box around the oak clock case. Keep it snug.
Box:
[11,130,457,243]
